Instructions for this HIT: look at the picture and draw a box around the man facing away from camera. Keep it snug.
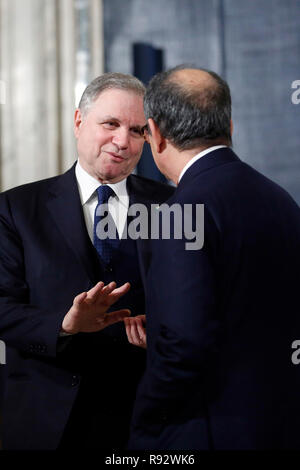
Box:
[127,66,300,450]
[0,72,173,450]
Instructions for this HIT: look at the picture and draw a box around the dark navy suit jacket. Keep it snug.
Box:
[0,164,174,449]
[129,147,300,450]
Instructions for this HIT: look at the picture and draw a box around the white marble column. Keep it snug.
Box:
[0,0,104,190]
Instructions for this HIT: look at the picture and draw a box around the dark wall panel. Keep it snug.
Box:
[103,0,300,204]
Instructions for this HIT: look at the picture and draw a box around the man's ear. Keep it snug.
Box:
[147,118,167,154]
[230,119,233,137]
[74,109,82,138]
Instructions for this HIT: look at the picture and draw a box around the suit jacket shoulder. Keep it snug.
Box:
[127,174,175,205]
[0,166,75,207]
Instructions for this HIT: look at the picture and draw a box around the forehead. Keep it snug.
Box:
[88,88,145,123]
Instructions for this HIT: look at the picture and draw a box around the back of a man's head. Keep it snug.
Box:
[144,65,232,151]
[78,72,146,118]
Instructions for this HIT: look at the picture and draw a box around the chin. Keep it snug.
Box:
[98,170,125,184]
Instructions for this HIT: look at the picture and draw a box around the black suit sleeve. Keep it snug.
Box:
[0,193,66,358]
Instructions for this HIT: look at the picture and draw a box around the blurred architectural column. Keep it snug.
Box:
[61,0,104,172]
[0,0,104,191]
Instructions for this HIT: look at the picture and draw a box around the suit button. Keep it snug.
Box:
[71,375,80,387]
[105,265,113,273]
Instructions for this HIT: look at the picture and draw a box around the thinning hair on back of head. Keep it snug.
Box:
[144,65,232,150]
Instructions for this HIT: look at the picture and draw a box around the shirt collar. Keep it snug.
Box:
[178,145,228,183]
[75,160,129,207]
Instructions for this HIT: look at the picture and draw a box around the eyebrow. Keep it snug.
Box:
[101,115,118,121]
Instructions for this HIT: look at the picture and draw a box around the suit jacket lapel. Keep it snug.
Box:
[127,175,153,289]
[46,164,96,282]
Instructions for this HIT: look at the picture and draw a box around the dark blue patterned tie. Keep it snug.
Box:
[93,185,119,265]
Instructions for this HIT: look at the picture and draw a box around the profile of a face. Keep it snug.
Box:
[74,88,146,183]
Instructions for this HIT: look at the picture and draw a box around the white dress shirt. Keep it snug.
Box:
[75,160,129,240]
[178,145,227,183]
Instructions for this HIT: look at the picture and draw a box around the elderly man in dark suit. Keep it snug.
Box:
[127,66,300,450]
[0,72,173,450]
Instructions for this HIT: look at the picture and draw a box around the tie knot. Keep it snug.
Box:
[96,185,115,205]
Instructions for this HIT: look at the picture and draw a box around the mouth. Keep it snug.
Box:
[105,151,125,162]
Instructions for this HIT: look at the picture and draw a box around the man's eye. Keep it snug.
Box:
[103,122,117,128]
[131,128,143,136]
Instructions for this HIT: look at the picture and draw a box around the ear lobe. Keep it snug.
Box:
[147,118,166,154]
[74,109,82,137]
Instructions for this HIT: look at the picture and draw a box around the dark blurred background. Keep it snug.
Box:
[104,0,300,201]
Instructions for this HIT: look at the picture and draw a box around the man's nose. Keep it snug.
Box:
[112,128,129,149]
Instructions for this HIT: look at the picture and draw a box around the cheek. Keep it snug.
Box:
[132,140,144,157]
[78,129,92,149]
[82,131,104,156]
[129,149,143,168]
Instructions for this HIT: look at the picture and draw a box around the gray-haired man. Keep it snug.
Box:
[0,73,174,449]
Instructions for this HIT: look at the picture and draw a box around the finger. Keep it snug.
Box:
[107,282,131,304]
[130,319,142,346]
[88,281,116,308]
[117,281,131,294]
[135,314,146,324]
[101,281,117,296]
[136,317,147,342]
[88,281,114,305]
[73,291,87,307]
[85,281,105,302]
[124,318,134,344]
[102,309,131,327]
[91,282,116,307]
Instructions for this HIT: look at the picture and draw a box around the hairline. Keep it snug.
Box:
[79,73,145,118]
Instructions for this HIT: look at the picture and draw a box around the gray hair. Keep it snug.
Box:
[78,72,146,117]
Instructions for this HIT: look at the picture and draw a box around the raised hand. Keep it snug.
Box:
[62,281,131,334]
